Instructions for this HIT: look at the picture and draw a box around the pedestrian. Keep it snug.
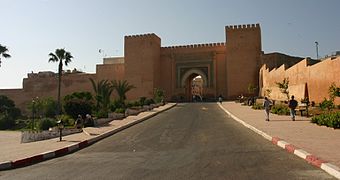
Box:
[263,97,272,121]
[288,95,298,121]
[75,114,83,129]
[218,94,223,104]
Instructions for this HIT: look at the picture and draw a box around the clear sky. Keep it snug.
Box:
[1,0,339,88]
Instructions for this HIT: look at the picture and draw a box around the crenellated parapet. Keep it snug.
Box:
[162,42,225,49]
[225,23,260,31]
[124,33,160,41]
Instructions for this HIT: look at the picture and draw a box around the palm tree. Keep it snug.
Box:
[0,44,11,67]
[111,80,135,104]
[48,48,73,115]
[89,78,114,112]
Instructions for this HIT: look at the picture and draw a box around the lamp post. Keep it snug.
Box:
[31,97,39,131]
[57,119,64,141]
[315,41,319,60]
[31,99,35,131]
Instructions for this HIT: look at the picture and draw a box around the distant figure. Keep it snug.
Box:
[75,114,83,129]
[218,94,223,104]
[288,95,298,121]
[263,97,272,121]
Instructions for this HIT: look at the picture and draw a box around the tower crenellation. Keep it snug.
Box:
[124,33,161,41]
[226,23,260,31]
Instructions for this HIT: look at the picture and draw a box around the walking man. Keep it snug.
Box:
[263,97,272,121]
[288,95,298,121]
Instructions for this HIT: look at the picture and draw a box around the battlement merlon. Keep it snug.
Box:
[124,33,161,42]
[225,23,260,31]
[162,42,225,49]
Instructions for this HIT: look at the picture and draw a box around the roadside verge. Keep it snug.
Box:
[0,103,177,171]
[217,102,340,179]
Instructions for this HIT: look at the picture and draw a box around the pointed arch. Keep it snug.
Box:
[180,68,208,88]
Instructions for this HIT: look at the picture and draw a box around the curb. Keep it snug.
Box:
[217,103,340,179]
[0,103,177,171]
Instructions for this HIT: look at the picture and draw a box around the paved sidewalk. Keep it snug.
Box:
[219,101,340,179]
[0,103,176,170]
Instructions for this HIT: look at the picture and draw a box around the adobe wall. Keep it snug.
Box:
[0,73,96,114]
[124,33,161,100]
[260,56,340,104]
[225,24,262,98]
[160,43,226,101]
[96,63,125,82]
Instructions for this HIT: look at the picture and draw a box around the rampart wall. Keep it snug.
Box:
[260,56,340,104]
[0,73,96,114]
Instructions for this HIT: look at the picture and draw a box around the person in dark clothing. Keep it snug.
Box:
[288,95,298,121]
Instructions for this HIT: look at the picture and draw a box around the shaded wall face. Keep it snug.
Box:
[225,25,262,98]
[124,34,161,100]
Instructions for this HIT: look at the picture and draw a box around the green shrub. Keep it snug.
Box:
[64,99,93,119]
[145,98,155,105]
[271,104,290,115]
[0,95,22,121]
[110,100,124,112]
[311,112,340,129]
[95,109,108,118]
[0,114,15,130]
[39,118,57,130]
[154,88,165,103]
[319,98,334,111]
[125,102,134,108]
[132,101,141,107]
[252,103,264,110]
[139,97,146,106]
[57,114,74,127]
[63,92,94,119]
[114,108,125,114]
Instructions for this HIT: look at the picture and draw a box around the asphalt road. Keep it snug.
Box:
[0,103,335,180]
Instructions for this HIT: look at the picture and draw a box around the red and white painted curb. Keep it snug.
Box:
[0,103,177,171]
[218,103,340,179]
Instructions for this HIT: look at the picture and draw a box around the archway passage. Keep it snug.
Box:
[185,74,204,102]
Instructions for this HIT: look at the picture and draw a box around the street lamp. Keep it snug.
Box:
[57,119,64,141]
[31,97,39,131]
[315,41,319,60]
[31,99,35,131]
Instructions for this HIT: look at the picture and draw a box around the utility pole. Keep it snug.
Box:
[315,41,319,60]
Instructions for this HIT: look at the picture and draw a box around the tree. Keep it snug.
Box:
[64,92,94,119]
[265,88,272,98]
[329,82,340,102]
[111,80,135,104]
[27,97,58,118]
[90,78,114,115]
[48,48,73,115]
[154,88,165,103]
[247,83,258,96]
[0,44,11,67]
[275,78,289,101]
[0,95,21,130]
